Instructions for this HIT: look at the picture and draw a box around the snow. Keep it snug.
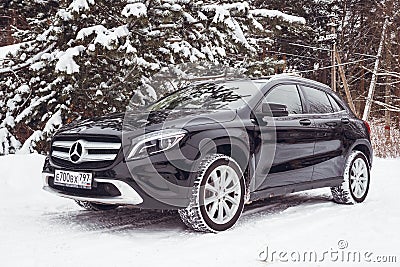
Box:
[57,9,73,21]
[0,43,23,61]
[0,128,21,154]
[69,0,95,13]
[42,110,62,133]
[122,2,147,18]
[0,155,399,266]
[76,25,130,50]
[250,9,306,24]
[15,91,56,123]
[55,46,85,74]
[202,3,254,50]
[169,41,206,62]
[17,130,42,154]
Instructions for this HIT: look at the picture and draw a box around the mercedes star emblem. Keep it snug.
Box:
[69,140,84,163]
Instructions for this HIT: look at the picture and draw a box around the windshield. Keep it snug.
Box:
[146,80,262,111]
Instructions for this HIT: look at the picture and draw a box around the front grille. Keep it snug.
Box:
[51,135,121,169]
[48,177,121,197]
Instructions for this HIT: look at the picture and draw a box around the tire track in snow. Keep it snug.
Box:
[45,208,182,233]
[43,193,333,234]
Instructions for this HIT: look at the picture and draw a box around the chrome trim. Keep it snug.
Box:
[42,173,143,205]
[51,139,121,163]
[292,110,347,117]
[52,150,70,161]
[53,140,121,150]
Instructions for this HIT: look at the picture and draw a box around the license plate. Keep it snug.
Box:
[54,170,93,189]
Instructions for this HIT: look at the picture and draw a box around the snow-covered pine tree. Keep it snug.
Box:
[1,0,60,43]
[249,0,334,79]
[0,0,307,154]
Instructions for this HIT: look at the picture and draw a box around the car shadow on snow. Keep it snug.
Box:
[45,193,333,234]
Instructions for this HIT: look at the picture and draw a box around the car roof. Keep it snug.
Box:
[252,74,330,90]
[191,74,331,92]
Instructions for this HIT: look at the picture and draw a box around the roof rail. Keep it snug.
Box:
[254,73,302,80]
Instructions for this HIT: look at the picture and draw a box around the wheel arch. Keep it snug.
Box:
[189,131,253,188]
[348,139,373,167]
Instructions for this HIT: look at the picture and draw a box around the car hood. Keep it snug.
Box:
[56,109,237,137]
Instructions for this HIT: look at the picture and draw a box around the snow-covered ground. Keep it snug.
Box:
[0,154,399,267]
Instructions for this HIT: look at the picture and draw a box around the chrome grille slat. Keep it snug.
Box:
[82,142,121,150]
[51,138,121,164]
[53,141,75,148]
[52,150,70,160]
[53,140,121,150]
[83,154,119,161]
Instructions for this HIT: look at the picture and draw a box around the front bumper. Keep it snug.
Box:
[42,144,196,209]
[42,173,144,205]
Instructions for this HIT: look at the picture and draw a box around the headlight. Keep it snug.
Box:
[127,129,187,160]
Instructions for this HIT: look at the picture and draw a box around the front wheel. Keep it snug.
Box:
[179,154,245,233]
[331,150,370,204]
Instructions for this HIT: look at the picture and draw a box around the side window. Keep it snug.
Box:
[261,84,303,114]
[327,93,344,112]
[302,86,333,114]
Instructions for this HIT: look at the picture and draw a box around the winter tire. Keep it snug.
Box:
[331,150,370,204]
[178,154,245,233]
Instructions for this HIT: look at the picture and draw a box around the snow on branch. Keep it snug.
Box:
[122,2,147,18]
[76,25,130,50]
[0,128,21,155]
[69,0,95,13]
[249,9,306,24]
[55,46,85,74]
[0,43,55,74]
[372,100,400,112]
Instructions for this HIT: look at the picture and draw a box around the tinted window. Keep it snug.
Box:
[147,81,260,111]
[327,93,344,112]
[302,86,333,114]
[262,84,303,114]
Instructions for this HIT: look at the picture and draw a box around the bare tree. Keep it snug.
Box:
[362,16,389,121]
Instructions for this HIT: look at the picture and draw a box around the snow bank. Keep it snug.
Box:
[0,154,70,210]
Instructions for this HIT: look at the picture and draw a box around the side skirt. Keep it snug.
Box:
[249,177,343,202]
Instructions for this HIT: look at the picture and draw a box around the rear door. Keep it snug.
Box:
[253,84,316,190]
[299,85,346,181]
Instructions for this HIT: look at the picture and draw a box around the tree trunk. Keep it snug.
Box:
[362,17,389,121]
[358,64,365,116]
[396,32,400,130]
[385,39,391,143]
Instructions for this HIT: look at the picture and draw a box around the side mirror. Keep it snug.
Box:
[262,103,289,117]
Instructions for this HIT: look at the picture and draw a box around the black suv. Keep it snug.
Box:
[42,75,372,232]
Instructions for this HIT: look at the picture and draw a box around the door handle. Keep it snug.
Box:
[341,118,350,124]
[299,119,312,126]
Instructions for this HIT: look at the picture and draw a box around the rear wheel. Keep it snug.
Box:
[75,200,119,211]
[331,150,370,204]
[179,154,245,233]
